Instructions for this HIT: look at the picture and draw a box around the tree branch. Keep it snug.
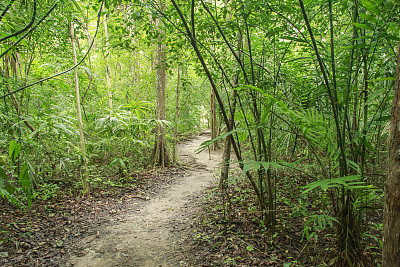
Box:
[0,0,36,43]
[0,0,16,22]
[1,1,104,100]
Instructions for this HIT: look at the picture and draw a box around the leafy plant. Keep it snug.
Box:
[0,141,33,209]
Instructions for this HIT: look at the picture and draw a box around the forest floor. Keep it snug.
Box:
[0,133,382,266]
[0,133,223,266]
[67,133,220,267]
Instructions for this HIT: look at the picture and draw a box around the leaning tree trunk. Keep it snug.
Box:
[383,41,400,266]
[70,19,90,194]
[151,0,169,167]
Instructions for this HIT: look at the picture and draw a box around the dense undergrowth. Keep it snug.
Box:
[186,166,383,266]
[1,0,399,264]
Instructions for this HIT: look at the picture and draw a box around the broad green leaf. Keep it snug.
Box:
[359,13,377,24]
[196,127,247,154]
[260,100,273,124]
[269,162,281,169]
[353,23,374,31]
[242,161,293,177]
[302,175,362,194]
[9,141,21,163]
[9,140,16,159]
[19,164,29,187]
[242,161,260,176]
[19,164,32,208]
[361,0,380,15]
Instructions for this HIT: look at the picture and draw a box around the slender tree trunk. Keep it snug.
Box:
[70,19,90,194]
[173,61,180,164]
[151,0,169,167]
[220,30,242,209]
[170,0,264,211]
[383,41,400,266]
[211,83,218,150]
[104,10,112,115]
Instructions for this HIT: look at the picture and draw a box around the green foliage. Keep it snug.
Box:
[302,214,339,243]
[32,183,60,201]
[123,100,152,120]
[302,176,372,194]
[0,141,33,209]
[0,0,396,264]
[0,165,18,206]
[109,157,126,169]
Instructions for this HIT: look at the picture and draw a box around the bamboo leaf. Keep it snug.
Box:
[19,164,32,208]
[242,162,251,176]
[359,13,377,24]
[196,127,246,154]
[353,23,374,31]
[361,0,380,15]
[302,175,362,194]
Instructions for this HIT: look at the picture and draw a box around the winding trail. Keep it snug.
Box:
[68,134,221,267]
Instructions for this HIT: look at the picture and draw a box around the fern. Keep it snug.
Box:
[301,175,373,194]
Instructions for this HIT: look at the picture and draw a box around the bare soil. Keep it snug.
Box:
[67,134,220,266]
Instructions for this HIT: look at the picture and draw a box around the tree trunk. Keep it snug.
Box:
[220,29,242,196]
[70,19,90,195]
[211,83,218,150]
[104,10,112,115]
[151,0,169,167]
[173,61,180,164]
[383,41,400,266]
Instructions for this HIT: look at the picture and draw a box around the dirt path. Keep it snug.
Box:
[68,134,221,267]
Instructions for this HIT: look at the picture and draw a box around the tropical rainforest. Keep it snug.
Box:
[1,0,400,266]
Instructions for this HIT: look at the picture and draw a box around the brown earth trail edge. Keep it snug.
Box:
[68,134,221,267]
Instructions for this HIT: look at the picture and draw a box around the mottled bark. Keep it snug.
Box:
[151,0,169,167]
[383,41,400,266]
